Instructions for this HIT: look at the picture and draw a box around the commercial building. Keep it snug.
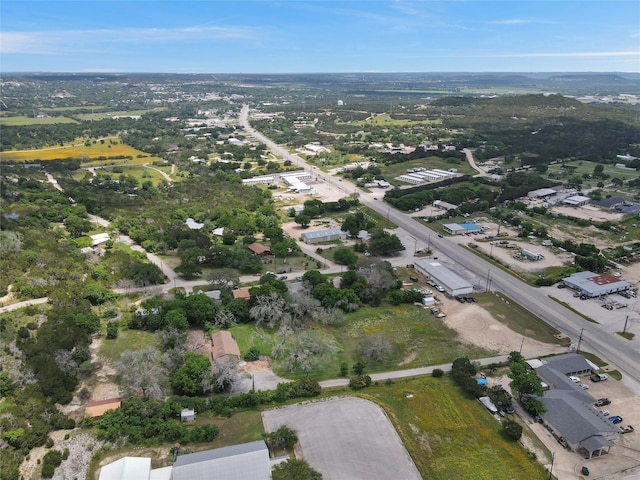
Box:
[414,260,473,296]
[442,223,483,235]
[562,271,631,298]
[562,195,590,207]
[530,354,621,459]
[528,188,557,199]
[433,200,458,211]
[242,175,274,186]
[98,441,272,480]
[300,228,348,244]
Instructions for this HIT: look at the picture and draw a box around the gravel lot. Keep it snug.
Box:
[262,397,421,480]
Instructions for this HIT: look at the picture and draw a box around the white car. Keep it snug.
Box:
[436,285,445,292]
[569,376,580,383]
[600,409,610,416]
[421,289,433,295]
[613,272,622,277]
[579,383,589,390]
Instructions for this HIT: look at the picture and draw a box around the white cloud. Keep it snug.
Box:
[0,25,260,55]
[494,51,640,58]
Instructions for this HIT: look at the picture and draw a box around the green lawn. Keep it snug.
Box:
[363,376,548,479]
[100,328,159,364]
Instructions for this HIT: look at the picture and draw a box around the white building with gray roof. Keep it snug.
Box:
[414,260,473,296]
[300,228,348,244]
[562,271,631,298]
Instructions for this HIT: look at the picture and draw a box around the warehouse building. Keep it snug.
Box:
[528,188,557,199]
[300,228,348,244]
[414,260,473,296]
[562,271,631,298]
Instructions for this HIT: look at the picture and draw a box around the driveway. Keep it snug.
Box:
[262,397,421,480]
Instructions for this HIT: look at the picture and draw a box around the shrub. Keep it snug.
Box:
[243,346,261,361]
[106,323,118,339]
[349,374,372,390]
[502,418,523,440]
[432,368,444,378]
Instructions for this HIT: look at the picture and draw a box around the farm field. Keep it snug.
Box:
[362,377,549,480]
[0,139,157,164]
[0,116,78,126]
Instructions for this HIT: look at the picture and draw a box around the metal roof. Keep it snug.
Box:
[98,457,151,480]
[172,441,270,480]
[414,260,473,292]
[563,271,631,296]
[301,228,347,240]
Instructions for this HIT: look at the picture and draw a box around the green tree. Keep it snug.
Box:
[171,353,211,396]
[294,214,311,228]
[333,247,358,268]
[272,458,322,480]
[264,425,298,450]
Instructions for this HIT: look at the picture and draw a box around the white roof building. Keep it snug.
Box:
[98,441,271,480]
[90,233,111,246]
[98,457,151,480]
[186,218,204,230]
[414,260,473,296]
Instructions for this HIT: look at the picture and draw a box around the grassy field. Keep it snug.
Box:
[100,328,159,364]
[0,116,78,126]
[477,293,560,343]
[0,139,157,164]
[273,303,496,380]
[72,165,169,185]
[74,108,166,121]
[360,376,548,479]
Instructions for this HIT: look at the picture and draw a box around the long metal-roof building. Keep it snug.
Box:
[414,260,473,296]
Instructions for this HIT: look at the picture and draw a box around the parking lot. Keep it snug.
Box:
[262,397,421,480]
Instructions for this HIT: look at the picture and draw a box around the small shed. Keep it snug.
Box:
[211,331,241,363]
[248,243,271,256]
[180,408,196,422]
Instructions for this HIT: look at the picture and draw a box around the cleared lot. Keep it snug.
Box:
[262,396,421,480]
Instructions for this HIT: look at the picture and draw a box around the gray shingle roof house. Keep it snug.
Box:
[540,390,619,456]
[543,353,593,377]
[531,354,622,459]
[172,440,271,480]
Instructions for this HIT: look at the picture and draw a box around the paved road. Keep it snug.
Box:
[241,104,640,395]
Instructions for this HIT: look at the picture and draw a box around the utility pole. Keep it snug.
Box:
[576,328,584,353]
[519,336,525,353]
[548,451,555,480]
[623,315,629,334]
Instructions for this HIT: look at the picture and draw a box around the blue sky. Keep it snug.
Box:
[1,1,639,73]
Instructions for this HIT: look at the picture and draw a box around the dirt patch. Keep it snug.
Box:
[437,295,565,355]
[399,352,418,366]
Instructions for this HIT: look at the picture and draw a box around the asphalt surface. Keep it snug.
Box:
[262,397,422,480]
